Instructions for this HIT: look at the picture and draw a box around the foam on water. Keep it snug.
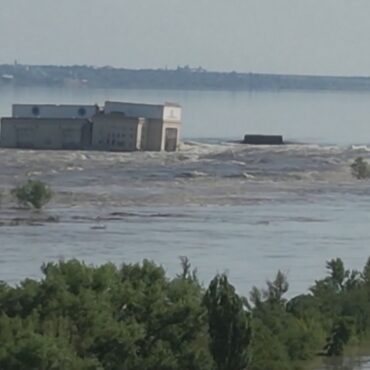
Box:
[1,141,370,304]
[0,141,367,206]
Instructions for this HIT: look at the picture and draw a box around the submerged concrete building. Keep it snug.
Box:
[1,104,96,150]
[0,101,181,151]
[100,101,181,151]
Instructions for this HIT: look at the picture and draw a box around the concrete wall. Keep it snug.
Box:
[1,118,90,149]
[104,102,164,120]
[91,114,144,151]
[104,102,182,124]
[163,105,181,122]
[12,104,98,119]
[139,120,180,151]
[141,119,164,151]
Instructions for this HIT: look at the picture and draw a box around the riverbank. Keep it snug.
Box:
[3,64,370,92]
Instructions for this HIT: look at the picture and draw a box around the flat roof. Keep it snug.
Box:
[105,101,181,108]
[12,104,97,107]
[164,102,181,107]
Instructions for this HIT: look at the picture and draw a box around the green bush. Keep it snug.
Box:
[11,180,52,209]
[1,257,370,369]
[350,157,370,179]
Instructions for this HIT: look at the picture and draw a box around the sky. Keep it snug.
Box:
[1,0,370,76]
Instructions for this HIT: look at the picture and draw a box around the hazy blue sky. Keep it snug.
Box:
[1,0,369,76]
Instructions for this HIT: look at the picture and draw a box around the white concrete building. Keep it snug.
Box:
[103,101,181,151]
[104,101,181,122]
[1,101,182,152]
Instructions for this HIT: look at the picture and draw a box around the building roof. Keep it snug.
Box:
[12,103,97,108]
[164,102,181,108]
[104,101,181,108]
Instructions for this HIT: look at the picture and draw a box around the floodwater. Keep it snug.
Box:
[1,87,370,369]
[1,141,370,295]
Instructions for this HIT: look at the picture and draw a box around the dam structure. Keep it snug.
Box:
[0,101,181,152]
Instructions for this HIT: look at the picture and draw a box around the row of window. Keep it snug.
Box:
[97,139,133,147]
[107,132,134,139]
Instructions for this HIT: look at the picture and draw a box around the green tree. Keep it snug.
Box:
[11,180,52,209]
[249,272,323,369]
[204,274,251,370]
[350,157,370,179]
[326,258,349,292]
[324,318,352,356]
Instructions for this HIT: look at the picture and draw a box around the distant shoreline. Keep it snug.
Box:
[2,64,370,92]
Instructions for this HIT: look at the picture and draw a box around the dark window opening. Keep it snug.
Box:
[165,128,178,152]
[32,106,40,116]
[78,107,87,117]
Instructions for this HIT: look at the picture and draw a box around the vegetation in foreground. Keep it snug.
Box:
[11,179,52,209]
[1,257,370,370]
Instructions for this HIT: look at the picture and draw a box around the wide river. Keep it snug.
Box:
[1,86,370,369]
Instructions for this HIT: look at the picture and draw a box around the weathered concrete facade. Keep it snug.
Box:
[12,104,98,119]
[1,118,91,149]
[104,101,181,151]
[1,101,181,152]
[91,113,144,151]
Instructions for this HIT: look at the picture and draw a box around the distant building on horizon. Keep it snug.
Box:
[0,101,181,152]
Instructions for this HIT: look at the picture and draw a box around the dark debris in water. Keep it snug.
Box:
[0,215,60,227]
[69,212,187,223]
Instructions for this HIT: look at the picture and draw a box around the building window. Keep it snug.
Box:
[78,107,86,117]
[32,106,40,116]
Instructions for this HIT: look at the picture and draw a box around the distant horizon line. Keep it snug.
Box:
[2,62,370,80]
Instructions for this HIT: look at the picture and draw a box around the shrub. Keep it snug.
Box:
[11,180,52,209]
[324,318,352,356]
[350,157,370,179]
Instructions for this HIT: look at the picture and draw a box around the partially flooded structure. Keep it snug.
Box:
[0,101,181,152]
[242,134,284,145]
[93,101,181,151]
[1,104,96,150]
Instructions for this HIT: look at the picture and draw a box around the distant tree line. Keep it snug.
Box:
[2,64,370,91]
[1,256,370,369]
